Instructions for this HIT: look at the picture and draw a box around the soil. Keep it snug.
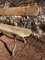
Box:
[0,34,45,60]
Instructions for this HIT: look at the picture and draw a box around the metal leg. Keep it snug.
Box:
[23,37,26,44]
[12,37,17,56]
[12,36,26,56]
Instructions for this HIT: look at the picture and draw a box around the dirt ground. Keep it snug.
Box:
[0,34,45,60]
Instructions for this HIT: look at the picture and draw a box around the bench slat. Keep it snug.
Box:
[0,5,39,16]
[0,23,32,37]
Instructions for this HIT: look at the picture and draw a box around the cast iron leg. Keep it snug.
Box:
[12,36,17,56]
[23,37,26,44]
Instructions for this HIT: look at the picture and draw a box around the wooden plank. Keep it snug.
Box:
[0,23,32,37]
[0,5,39,16]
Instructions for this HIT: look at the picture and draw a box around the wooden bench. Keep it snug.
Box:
[0,23,32,56]
[0,5,39,56]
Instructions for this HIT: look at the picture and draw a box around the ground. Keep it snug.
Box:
[0,34,45,60]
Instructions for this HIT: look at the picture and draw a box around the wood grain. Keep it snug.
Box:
[0,23,32,37]
[0,5,39,16]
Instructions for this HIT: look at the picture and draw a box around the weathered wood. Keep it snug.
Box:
[0,5,39,16]
[0,23,32,37]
